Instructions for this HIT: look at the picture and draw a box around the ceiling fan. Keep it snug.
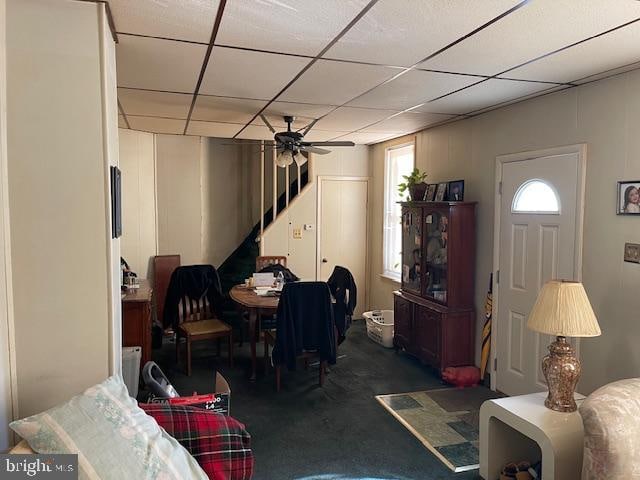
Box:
[260,115,354,168]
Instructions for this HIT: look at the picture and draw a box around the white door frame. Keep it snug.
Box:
[316,176,370,307]
[491,144,587,391]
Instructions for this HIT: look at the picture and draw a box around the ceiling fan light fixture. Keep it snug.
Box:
[276,149,294,168]
[293,150,307,167]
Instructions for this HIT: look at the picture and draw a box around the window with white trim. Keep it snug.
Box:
[383,143,415,280]
[512,179,560,214]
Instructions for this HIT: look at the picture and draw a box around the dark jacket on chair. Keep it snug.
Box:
[327,266,357,342]
[272,282,336,371]
[163,265,223,329]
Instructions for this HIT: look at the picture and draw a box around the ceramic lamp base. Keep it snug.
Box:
[542,336,581,413]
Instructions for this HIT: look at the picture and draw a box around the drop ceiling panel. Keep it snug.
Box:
[256,115,314,131]
[116,36,206,93]
[324,0,522,67]
[302,130,351,142]
[235,125,275,140]
[191,96,267,123]
[118,115,127,129]
[109,0,219,43]
[347,70,480,110]
[199,47,308,99]
[421,0,640,76]
[417,79,556,115]
[216,0,370,56]
[128,116,186,135]
[336,132,398,145]
[361,112,456,133]
[118,89,192,119]
[315,106,397,131]
[186,121,243,138]
[265,102,335,121]
[279,60,398,105]
[504,23,640,84]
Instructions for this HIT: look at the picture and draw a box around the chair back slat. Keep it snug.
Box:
[256,255,287,272]
[178,290,213,324]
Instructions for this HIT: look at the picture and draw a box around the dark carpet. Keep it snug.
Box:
[150,321,483,480]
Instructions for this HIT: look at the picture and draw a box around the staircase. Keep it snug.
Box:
[217,148,310,314]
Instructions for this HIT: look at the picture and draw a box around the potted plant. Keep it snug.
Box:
[398,168,428,201]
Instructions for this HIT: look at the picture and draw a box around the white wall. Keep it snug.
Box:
[368,69,640,394]
[262,145,370,281]
[6,0,114,416]
[119,129,156,279]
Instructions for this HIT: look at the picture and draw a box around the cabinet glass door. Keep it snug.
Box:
[423,209,448,303]
[401,207,422,294]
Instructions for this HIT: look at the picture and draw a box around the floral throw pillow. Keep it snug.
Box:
[10,375,207,480]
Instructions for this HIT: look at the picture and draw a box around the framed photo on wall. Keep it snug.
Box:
[447,180,464,201]
[617,180,640,215]
[435,182,448,201]
[425,184,437,201]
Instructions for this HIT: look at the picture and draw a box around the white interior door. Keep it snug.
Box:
[496,151,584,396]
[318,178,368,317]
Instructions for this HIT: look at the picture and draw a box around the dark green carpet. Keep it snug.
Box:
[150,321,482,480]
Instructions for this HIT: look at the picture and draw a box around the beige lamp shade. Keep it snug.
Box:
[527,280,601,337]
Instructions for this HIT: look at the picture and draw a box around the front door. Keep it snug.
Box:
[318,178,368,317]
[496,150,584,396]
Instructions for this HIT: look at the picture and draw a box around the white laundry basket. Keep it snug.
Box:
[363,310,394,348]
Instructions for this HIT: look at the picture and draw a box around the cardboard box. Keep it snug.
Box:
[150,372,231,415]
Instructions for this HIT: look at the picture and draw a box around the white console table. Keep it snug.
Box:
[479,392,585,480]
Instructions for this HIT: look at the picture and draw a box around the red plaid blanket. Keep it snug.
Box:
[140,404,254,480]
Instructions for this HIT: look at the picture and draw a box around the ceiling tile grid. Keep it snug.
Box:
[420,0,640,76]
[216,0,371,56]
[199,46,309,99]
[109,0,220,43]
[116,35,206,93]
[347,69,482,111]
[114,0,640,143]
[323,0,524,67]
[118,88,192,119]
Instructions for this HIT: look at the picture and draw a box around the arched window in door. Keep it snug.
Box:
[512,179,560,214]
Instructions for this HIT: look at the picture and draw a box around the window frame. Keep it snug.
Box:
[511,178,561,214]
[382,141,415,282]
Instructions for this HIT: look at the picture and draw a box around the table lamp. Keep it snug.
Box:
[527,280,601,412]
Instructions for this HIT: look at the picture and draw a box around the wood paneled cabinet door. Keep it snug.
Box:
[393,201,476,372]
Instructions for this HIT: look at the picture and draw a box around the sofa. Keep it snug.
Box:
[579,378,640,479]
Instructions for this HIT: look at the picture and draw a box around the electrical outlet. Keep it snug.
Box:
[292,227,302,239]
[624,243,640,263]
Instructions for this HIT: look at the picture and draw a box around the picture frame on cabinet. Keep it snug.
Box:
[447,180,465,201]
[435,182,448,202]
[425,184,437,201]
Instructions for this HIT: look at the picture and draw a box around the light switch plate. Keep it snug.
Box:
[624,243,640,263]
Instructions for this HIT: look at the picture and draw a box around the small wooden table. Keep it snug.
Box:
[229,285,279,381]
[122,280,153,367]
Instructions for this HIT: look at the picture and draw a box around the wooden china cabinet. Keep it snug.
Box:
[393,201,476,372]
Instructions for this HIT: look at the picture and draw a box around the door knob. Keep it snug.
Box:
[322,258,328,263]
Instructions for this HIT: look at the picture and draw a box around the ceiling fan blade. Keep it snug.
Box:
[300,146,330,155]
[301,118,319,136]
[259,114,276,134]
[303,141,355,147]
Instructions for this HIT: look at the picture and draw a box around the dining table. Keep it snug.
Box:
[229,284,279,381]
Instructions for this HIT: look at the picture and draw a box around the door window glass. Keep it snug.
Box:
[512,179,560,214]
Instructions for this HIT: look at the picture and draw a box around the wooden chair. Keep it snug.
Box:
[256,255,287,272]
[175,292,232,376]
[264,330,326,392]
[153,254,180,330]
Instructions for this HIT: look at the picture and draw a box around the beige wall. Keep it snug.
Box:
[155,134,203,265]
[119,129,156,279]
[6,0,113,416]
[368,69,640,394]
[262,145,370,281]
[154,135,260,268]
